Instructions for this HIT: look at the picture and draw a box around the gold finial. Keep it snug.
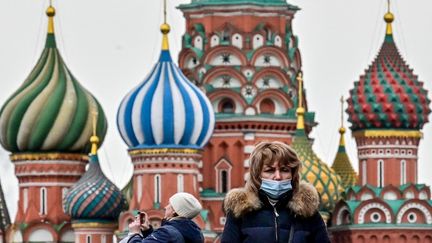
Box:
[339,96,346,134]
[296,71,305,130]
[160,0,171,50]
[90,111,99,155]
[384,0,394,35]
[46,0,55,34]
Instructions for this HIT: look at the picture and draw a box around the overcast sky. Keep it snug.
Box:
[0,0,431,217]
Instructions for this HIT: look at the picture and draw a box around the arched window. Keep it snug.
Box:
[260,98,275,114]
[40,187,47,215]
[401,160,407,185]
[362,160,367,185]
[193,175,197,193]
[220,170,228,193]
[177,174,184,192]
[220,98,235,113]
[232,34,243,49]
[211,35,220,47]
[194,36,203,50]
[215,159,232,193]
[23,188,28,212]
[274,35,282,47]
[86,235,91,243]
[154,175,162,206]
[253,34,264,49]
[378,160,384,187]
[137,175,143,202]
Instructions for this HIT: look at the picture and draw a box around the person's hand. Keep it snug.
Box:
[141,212,151,231]
[128,217,141,234]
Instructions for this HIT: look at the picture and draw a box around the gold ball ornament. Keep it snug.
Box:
[384,12,394,23]
[160,23,171,34]
[46,6,56,17]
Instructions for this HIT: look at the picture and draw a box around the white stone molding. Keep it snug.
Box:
[358,203,392,224]
[396,202,432,224]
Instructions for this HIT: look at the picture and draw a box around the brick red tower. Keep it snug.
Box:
[331,4,432,242]
[178,0,316,235]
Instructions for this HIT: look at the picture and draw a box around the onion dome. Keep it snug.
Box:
[331,97,357,188]
[63,124,125,221]
[0,5,107,153]
[347,7,430,131]
[117,20,215,150]
[292,73,343,213]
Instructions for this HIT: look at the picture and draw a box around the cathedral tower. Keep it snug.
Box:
[116,0,214,236]
[64,119,125,243]
[0,3,107,242]
[177,0,315,232]
[331,2,432,242]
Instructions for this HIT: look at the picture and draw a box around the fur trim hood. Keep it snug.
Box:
[224,181,320,218]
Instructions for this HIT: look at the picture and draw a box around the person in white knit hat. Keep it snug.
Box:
[168,192,202,219]
[126,192,204,243]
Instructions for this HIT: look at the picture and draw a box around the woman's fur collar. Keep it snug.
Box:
[224,181,319,218]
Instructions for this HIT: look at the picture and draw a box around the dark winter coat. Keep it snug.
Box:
[128,217,204,243]
[221,181,330,243]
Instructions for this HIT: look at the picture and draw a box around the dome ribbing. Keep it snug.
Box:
[0,6,107,153]
[117,23,215,150]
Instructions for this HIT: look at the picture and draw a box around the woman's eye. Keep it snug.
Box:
[264,168,275,172]
[281,167,291,172]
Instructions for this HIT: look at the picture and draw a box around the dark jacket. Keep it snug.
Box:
[128,217,204,243]
[221,181,330,243]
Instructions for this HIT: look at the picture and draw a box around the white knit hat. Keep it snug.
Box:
[169,192,202,219]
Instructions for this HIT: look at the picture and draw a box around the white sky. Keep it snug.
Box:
[0,0,431,217]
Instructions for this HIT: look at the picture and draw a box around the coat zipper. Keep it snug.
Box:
[273,206,279,242]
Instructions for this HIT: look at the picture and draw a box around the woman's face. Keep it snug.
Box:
[261,161,292,181]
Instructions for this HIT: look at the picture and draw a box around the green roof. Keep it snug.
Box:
[345,201,361,213]
[178,0,299,10]
[200,188,226,198]
[214,111,316,124]
[386,200,406,214]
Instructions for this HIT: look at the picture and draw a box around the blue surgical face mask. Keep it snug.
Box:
[260,178,292,199]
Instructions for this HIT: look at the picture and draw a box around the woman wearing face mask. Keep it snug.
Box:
[221,141,330,243]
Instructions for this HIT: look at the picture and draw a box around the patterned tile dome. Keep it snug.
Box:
[117,24,215,150]
[63,136,126,220]
[0,6,107,153]
[292,74,344,213]
[331,127,357,189]
[347,12,430,131]
[331,99,357,189]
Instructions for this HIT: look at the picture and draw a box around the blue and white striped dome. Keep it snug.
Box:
[117,26,215,150]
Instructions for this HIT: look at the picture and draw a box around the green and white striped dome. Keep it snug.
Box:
[0,6,107,153]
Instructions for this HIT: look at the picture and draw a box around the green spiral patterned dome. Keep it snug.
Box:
[0,8,107,153]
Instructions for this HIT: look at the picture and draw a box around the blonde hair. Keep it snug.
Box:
[246,141,301,194]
